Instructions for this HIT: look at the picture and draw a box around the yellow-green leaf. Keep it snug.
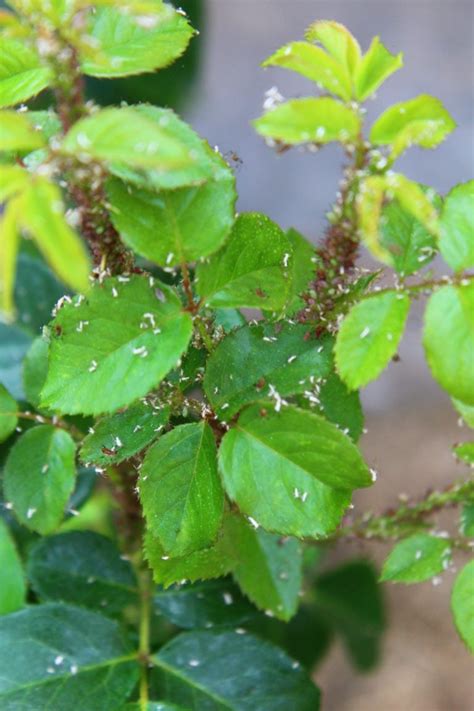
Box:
[21,180,91,295]
[305,20,361,74]
[354,36,403,101]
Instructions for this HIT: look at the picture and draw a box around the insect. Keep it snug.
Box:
[224,150,243,170]
[101,446,116,456]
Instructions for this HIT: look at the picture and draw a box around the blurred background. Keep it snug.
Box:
[3,0,474,708]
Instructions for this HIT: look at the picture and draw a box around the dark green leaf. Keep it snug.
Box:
[0,518,25,615]
[27,531,137,615]
[80,402,169,466]
[151,629,320,710]
[196,213,292,310]
[140,422,223,556]
[0,384,17,443]
[219,404,371,538]
[335,291,410,389]
[225,514,302,621]
[203,322,333,418]
[317,372,364,441]
[380,533,451,583]
[0,603,139,709]
[22,337,49,410]
[451,561,474,653]
[3,425,76,534]
[0,38,51,108]
[423,283,474,404]
[439,181,474,273]
[82,3,194,78]
[154,578,256,629]
[253,97,361,145]
[14,252,66,334]
[41,275,193,416]
[0,323,33,400]
[285,228,314,314]
[315,561,385,670]
[145,530,234,588]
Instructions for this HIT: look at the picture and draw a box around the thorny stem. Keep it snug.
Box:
[331,477,474,549]
[45,30,132,272]
[378,273,474,298]
[298,128,370,335]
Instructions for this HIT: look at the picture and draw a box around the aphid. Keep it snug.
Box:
[101,447,116,457]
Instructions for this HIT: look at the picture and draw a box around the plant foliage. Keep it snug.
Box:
[0,5,472,709]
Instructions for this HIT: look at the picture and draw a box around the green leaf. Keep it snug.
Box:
[0,110,45,152]
[0,164,30,202]
[4,425,77,534]
[27,531,138,615]
[225,514,303,621]
[0,603,139,709]
[370,95,456,159]
[213,308,246,333]
[439,181,474,273]
[354,36,403,101]
[203,321,333,418]
[145,530,233,588]
[452,398,474,428]
[0,38,51,107]
[82,2,194,78]
[80,402,169,466]
[22,336,49,409]
[61,107,194,170]
[285,227,314,314]
[0,383,17,443]
[253,97,361,145]
[262,41,352,101]
[305,20,361,74]
[196,213,292,310]
[318,372,364,441]
[154,578,256,629]
[423,283,474,404]
[14,252,67,334]
[380,534,451,583]
[107,161,235,267]
[0,518,25,615]
[219,404,371,538]
[21,180,91,296]
[451,561,474,653]
[110,106,230,191]
[0,197,20,319]
[140,422,223,556]
[380,192,439,276]
[0,323,32,400]
[453,442,474,464]
[385,174,440,237]
[460,504,474,537]
[40,275,193,416]
[335,291,410,389]
[315,561,385,670]
[151,630,321,710]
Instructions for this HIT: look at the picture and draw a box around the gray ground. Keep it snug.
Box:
[184,2,474,708]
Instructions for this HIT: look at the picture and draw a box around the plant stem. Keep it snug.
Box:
[11,411,83,440]
[138,566,152,711]
[194,315,215,351]
[334,477,474,546]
